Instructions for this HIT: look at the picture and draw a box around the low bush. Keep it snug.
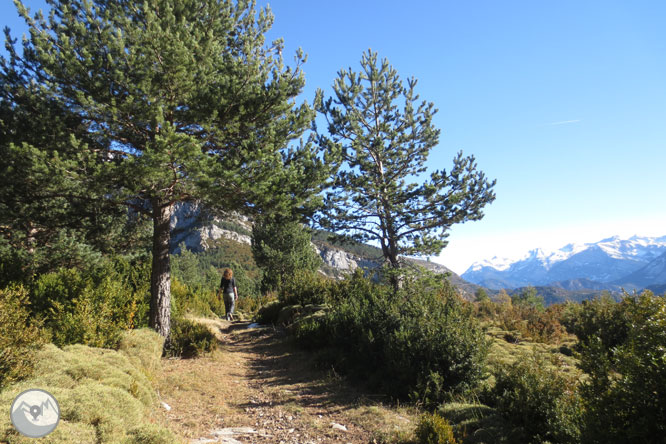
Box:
[278,269,333,306]
[171,277,223,319]
[0,285,46,389]
[31,265,146,348]
[165,317,216,358]
[254,300,285,325]
[579,291,666,444]
[490,353,582,444]
[415,412,458,444]
[295,269,488,406]
[560,293,629,354]
[493,301,565,344]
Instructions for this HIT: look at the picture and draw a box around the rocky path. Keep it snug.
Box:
[155,318,414,444]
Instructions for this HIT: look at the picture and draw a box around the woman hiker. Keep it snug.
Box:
[218,268,238,321]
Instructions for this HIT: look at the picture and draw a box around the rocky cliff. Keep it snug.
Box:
[169,203,479,299]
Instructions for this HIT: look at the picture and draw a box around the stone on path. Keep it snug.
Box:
[191,427,272,443]
[331,422,348,432]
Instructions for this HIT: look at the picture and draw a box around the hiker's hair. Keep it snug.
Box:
[223,268,233,279]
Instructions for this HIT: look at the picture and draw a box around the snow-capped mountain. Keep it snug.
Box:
[616,250,666,290]
[462,235,666,290]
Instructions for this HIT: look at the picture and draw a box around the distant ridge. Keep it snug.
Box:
[462,235,666,291]
[168,203,482,299]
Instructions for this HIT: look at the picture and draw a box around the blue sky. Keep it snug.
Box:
[3,1,665,274]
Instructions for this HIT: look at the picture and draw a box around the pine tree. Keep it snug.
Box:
[315,50,496,287]
[0,28,148,284]
[7,0,329,339]
[251,216,322,293]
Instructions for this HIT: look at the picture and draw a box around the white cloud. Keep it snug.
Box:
[547,119,581,126]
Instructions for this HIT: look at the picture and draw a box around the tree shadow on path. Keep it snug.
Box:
[220,322,384,416]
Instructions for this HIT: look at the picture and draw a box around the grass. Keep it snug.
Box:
[485,324,581,379]
[0,329,181,444]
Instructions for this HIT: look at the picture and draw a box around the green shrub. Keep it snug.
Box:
[255,299,285,324]
[491,353,582,444]
[278,269,333,306]
[296,269,488,406]
[292,313,330,350]
[579,291,666,444]
[560,293,629,354]
[237,291,275,314]
[251,216,322,294]
[0,285,46,389]
[415,412,458,444]
[31,265,146,348]
[165,317,216,358]
[511,286,545,310]
[500,304,565,344]
[171,277,224,318]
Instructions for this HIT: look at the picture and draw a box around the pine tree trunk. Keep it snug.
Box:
[149,199,173,340]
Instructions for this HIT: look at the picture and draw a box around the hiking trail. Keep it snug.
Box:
[155,318,415,444]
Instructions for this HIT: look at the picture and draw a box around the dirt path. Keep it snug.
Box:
[155,318,416,444]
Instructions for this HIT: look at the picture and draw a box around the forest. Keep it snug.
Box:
[1,1,665,443]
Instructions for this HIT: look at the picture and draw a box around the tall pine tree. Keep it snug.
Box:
[251,215,322,294]
[7,0,329,339]
[316,50,496,285]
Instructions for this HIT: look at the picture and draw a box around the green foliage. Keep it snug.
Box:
[315,49,496,271]
[491,354,583,444]
[172,239,262,310]
[497,303,565,344]
[475,288,490,302]
[251,216,322,293]
[295,269,488,406]
[31,262,148,348]
[165,317,216,359]
[560,293,629,354]
[579,291,666,444]
[171,277,224,319]
[292,316,331,350]
[0,285,46,389]
[511,286,545,310]
[255,300,285,325]
[278,269,334,306]
[8,0,334,340]
[0,60,151,287]
[415,412,458,444]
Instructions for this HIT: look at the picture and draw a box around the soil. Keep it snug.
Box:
[155,318,417,444]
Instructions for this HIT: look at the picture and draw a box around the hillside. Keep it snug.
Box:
[169,205,482,299]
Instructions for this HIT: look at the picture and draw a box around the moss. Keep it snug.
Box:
[117,328,165,379]
[124,423,181,444]
[0,331,177,443]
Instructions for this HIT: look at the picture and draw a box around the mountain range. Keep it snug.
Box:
[169,203,665,299]
[462,235,666,292]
